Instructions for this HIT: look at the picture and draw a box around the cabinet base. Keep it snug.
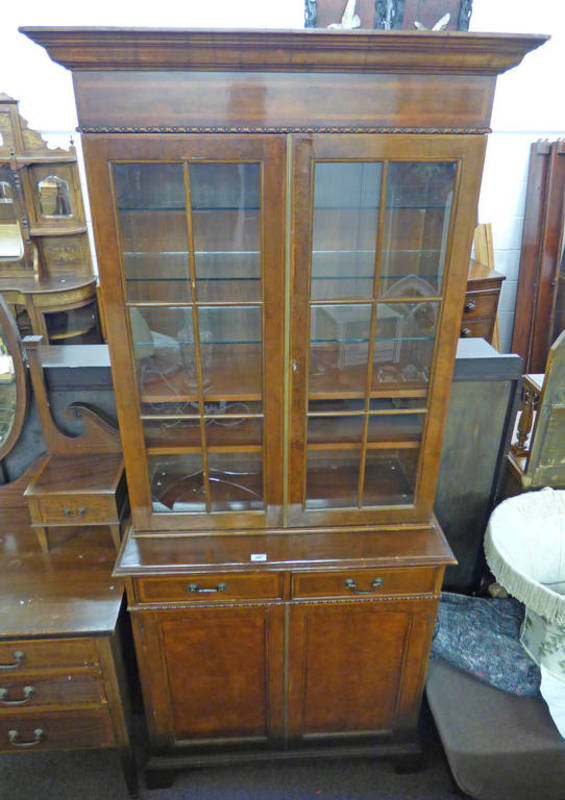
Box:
[144,737,422,785]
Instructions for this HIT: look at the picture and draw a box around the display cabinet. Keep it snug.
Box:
[0,94,101,344]
[23,26,545,780]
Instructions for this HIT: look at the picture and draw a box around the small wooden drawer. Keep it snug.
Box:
[460,318,494,339]
[462,291,499,320]
[0,639,99,672]
[0,710,114,752]
[135,572,283,604]
[292,567,437,600]
[0,672,106,710]
[32,494,118,526]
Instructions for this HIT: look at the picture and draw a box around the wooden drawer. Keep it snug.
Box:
[0,710,114,752]
[135,572,283,604]
[0,639,99,672]
[460,318,494,339]
[0,672,105,710]
[31,494,118,525]
[462,291,499,320]
[291,567,437,600]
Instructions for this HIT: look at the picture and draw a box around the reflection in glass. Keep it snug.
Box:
[149,453,206,512]
[37,175,72,217]
[0,323,16,447]
[309,304,371,395]
[307,415,364,445]
[114,163,192,303]
[191,163,261,302]
[306,449,360,509]
[198,305,262,399]
[372,301,438,390]
[144,416,262,449]
[367,413,425,444]
[380,161,456,294]
[208,453,263,512]
[0,169,24,261]
[130,306,196,399]
[363,449,418,506]
[311,162,382,300]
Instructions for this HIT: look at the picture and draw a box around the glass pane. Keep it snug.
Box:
[114,164,192,303]
[307,415,364,445]
[149,453,205,513]
[131,307,196,400]
[369,397,427,411]
[208,453,263,512]
[37,175,72,218]
[141,399,262,416]
[306,449,360,509]
[372,301,438,391]
[144,418,202,449]
[191,164,261,302]
[380,162,457,295]
[363,449,418,506]
[308,398,365,414]
[198,306,262,399]
[309,304,371,396]
[367,413,425,444]
[311,162,382,300]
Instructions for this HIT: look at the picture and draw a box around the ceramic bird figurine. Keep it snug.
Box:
[414,12,451,31]
[328,0,361,29]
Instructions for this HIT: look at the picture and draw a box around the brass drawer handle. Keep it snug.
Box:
[464,301,476,313]
[62,506,86,520]
[460,327,472,337]
[187,582,227,594]
[0,651,25,670]
[8,728,46,748]
[344,577,384,594]
[0,685,35,705]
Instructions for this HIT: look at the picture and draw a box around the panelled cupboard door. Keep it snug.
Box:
[288,134,486,527]
[287,598,437,741]
[82,134,286,531]
[130,605,285,747]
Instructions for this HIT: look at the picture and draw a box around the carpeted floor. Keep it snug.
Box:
[0,707,460,800]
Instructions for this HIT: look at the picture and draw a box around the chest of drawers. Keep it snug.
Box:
[0,532,137,797]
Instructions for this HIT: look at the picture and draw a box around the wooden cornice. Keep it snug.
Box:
[20,27,548,75]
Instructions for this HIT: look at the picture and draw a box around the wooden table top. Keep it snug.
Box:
[0,500,123,639]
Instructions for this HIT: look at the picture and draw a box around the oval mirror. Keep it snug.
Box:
[0,294,28,460]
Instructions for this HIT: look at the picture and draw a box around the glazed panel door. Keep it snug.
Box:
[288,134,486,528]
[83,135,286,531]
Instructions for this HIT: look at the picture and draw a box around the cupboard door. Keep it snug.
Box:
[287,598,437,741]
[83,135,286,531]
[289,134,485,527]
[130,605,284,748]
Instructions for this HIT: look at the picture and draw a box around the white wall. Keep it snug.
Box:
[2,0,564,351]
[470,0,565,351]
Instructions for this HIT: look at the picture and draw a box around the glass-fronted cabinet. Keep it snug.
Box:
[90,136,286,531]
[85,132,482,532]
[288,134,481,527]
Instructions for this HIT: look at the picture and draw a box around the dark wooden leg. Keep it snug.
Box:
[145,768,175,790]
[120,747,139,798]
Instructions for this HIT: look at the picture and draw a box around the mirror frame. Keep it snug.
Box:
[0,293,28,461]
